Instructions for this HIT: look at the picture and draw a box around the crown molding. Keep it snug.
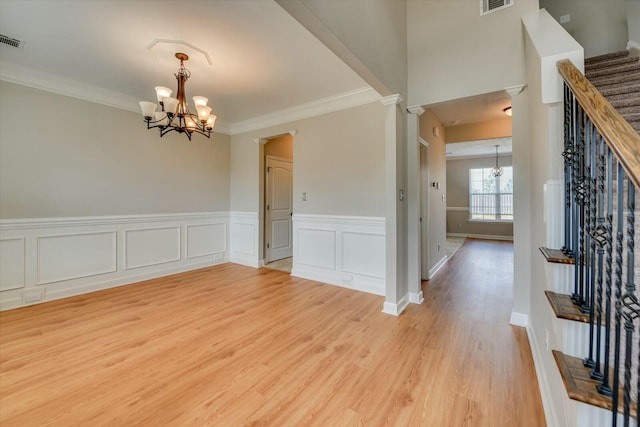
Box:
[0,59,234,133]
[407,105,425,115]
[380,94,403,105]
[504,84,526,97]
[227,87,381,135]
[0,60,377,137]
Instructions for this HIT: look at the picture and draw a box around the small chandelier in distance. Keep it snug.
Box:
[139,53,216,141]
[492,144,504,177]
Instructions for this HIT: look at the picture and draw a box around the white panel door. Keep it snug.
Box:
[266,156,293,262]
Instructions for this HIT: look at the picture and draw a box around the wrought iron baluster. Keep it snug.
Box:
[585,122,598,368]
[622,182,637,425]
[589,134,606,381]
[611,163,625,426]
[573,109,586,305]
[562,83,575,256]
[597,146,614,396]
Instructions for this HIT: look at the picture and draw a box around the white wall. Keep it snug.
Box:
[540,0,629,57]
[408,0,540,106]
[629,0,640,44]
[230,102,386,217]
[420,109,447,272]
[0,81,231,219]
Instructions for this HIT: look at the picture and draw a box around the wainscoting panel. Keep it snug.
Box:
[229,212,260,267]
[125,227,180,270]
[292,215,385,296]
[38,232,116,284]
[0,238,25,292]
[187,223,226,259]
[0,213,229,311]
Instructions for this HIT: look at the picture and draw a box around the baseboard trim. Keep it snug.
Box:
[409,291,424,304]
[526,324,561,427]
[509,311,529,327]
[382,293,410,316]
[428,256,447,279]
[230,255,261,268]
[447,232,513,241]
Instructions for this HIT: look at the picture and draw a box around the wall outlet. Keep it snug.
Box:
[437,243,441,252]
[214,253,225,263]
[342,274,353,285]
[302,192,307,201]
[559,14,570,24]
[23,290,44,304]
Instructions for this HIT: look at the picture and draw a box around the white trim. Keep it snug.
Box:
[228,87,380,135]
[229,211,260,267]
[382,293,410,316]
[446,232,513,241]
[446,206,470,212]
[0,212,226,230]
[409,291,424,304]
[0,212,229,311]
[504,84,526,97]
[380,94,403,105]
[418,137,429,147]
[428,255,447,279]
[526,325,561,427]
[292,214,385,296]
[407,105,425,115]
[627,40,640,52]
[509,312,529,327]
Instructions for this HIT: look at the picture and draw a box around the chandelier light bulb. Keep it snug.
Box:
[193,96,208,107]
[139,101,157,119]
[206,115,216,130]
[154,86,172,103]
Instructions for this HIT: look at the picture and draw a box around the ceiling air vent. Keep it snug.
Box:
[0,34,24,49]
[480,0,514,16]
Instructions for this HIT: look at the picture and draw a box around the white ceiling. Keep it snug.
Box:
[429,90,512,127]
[0,0,369,129]
[445,137,512,159]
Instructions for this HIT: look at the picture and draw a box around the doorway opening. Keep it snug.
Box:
[263,134,293,273]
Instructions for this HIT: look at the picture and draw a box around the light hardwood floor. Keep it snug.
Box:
[0,239,545,426]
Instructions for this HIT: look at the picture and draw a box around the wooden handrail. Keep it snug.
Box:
[557,59,640,189]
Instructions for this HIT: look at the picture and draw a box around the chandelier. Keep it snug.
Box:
[492,144,504,177]
[139,53,216,141]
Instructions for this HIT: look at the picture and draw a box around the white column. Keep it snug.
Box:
[407,105,425,304]
[381,94,408,316]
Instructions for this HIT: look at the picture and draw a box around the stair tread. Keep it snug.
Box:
[585,55,639,72]
[539,247,575,264]
[545,291,590,323]
[600,84,640,97]
[585,50,630,65]
[586,63,640,79]
[591,71,640,88]
[553,350,638,418]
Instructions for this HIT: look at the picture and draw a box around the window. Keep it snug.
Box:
[469,166,513,221]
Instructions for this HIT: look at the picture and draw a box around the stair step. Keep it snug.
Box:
[585,55,639,72]
[591,71,640,88]
[539,247,575,264]
[545,291,590,323]
[553,350,638,418]
[600,84,640,97]
[585,50,630,66]
[586,63,640,80]
[608,92,640,108]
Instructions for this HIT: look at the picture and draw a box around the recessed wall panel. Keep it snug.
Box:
[343,232,385,278]
[297,228,336,270]
[38,232,116,284]
[0,238,25,291]
[125,227,180,269]
[187,223,226,258]
[230,223,255,255]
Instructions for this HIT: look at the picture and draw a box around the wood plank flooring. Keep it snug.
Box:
[0,239,545,426]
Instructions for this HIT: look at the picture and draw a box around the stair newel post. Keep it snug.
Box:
[622,182,637,425]
[597,146,615,396]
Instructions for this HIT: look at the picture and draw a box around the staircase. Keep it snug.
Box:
[585,50,640,134]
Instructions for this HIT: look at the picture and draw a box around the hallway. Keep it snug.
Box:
[0,240,544,426]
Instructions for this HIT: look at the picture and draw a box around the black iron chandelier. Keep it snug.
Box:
[139,53,216,141]
[491,144,504,177]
